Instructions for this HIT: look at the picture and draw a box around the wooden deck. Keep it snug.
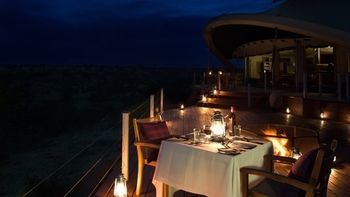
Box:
[96,106,350,197]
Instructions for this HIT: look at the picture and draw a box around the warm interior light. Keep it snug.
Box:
[218,71,223,75]
[286,107,290,114]
[263,128,290,157]
[320,112,325,119]
[114,174,127,197]
[202,95,207,102]
[180,104,184,110]
[213,89,218,95]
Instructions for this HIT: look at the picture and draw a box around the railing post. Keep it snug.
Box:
[346,73,349,100]
[264,70,267,92]
[150,94,154,118]
[160,88,164,113]
[337,73,341,101]
[122,112,129,180]
[247,83,251,107]
[203,72,206,84]
[318,72,322,96]
[303,72,307,98]
[218,74,221,91]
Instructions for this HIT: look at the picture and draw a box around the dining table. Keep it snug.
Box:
[152,136,273,197]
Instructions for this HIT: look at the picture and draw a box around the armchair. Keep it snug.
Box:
[241,140,337,197]
[133,118,170,196]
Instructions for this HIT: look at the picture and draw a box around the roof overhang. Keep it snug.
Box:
[204,14,350,60]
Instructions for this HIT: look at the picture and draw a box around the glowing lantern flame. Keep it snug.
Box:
[263,128,290,157]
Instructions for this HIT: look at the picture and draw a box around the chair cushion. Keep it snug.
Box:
[252,178,303,197]
[288,148,319,183]
[139,121,170,140]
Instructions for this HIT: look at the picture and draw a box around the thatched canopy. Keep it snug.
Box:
[204,0,350,66]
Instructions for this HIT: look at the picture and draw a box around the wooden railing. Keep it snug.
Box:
[22,88,164,197]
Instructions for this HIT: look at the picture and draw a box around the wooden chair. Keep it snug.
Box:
[240,140,337,197]
[133,118,170,196]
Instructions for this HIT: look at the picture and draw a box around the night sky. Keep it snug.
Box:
[0,0,284,67]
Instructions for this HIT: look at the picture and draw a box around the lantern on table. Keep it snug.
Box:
[210,111,226,141]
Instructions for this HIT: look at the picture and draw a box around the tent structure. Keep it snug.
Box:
[204,0,350,88]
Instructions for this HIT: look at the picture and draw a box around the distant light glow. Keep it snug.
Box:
[320,112,325,119]
[180,104,184,110]
[213,89,218,95]
[286,107,290,114]
[218,71,223,75]
[333,156,337,163]
[209,71,212,75]
[202,95,207,102]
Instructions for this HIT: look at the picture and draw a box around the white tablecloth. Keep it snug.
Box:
[153,139,273,197]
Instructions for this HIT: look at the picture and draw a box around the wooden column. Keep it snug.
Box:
[318,72,322,95]
[245,56,250,85]
[334,45,350,100]
[272,47,280,88]
[334,45,350,73]
[122,112,129,180]
[150,94,154,118]
[160,88,164,113]
[295,40,305,92]
[247,84,251,107]
[218,74,221,90]
[303,72,307,98]
[337,73,341,101]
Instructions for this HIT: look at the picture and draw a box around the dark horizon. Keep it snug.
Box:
[0,0,285,67]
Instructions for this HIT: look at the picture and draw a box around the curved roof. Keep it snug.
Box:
[204,0,350,64]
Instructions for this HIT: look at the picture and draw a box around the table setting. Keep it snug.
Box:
[153,109,273,197]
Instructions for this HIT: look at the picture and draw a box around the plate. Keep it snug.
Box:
[235,142,257,149]
[217,148,241,155]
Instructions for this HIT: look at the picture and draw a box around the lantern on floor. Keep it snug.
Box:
[114,174,127,197]
[210,111,226,141]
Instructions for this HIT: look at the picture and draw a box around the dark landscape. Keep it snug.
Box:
[0,65,198,196]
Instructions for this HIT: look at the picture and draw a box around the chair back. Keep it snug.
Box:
[315,139,337,196]
[288,139,337,196]
[133,118,169,142]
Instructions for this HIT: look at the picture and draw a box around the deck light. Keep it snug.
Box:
[180,104,184,110]
[202,95,207,102]
[286,107,290,114]
[114,174,127,197]
[320,112,325,119]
